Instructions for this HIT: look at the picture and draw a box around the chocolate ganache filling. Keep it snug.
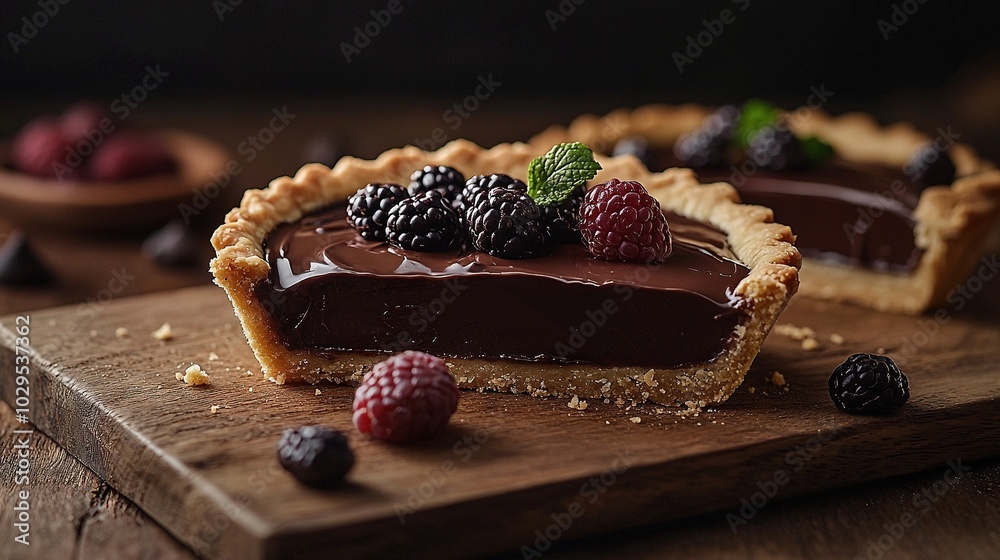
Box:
[257,204,750,369]
[643,150,923,273]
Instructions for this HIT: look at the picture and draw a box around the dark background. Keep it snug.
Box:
[2,0,999,158]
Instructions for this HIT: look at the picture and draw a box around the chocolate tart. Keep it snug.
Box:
[211,140,799,406]
[531,105,1000,314]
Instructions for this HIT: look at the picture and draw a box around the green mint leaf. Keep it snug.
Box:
[800,135,835,167]
[527,142,602,206]
[734,98,781,149]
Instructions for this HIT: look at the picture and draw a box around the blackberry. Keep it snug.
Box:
[904,141,957,190]
[347,183,408,242]
[458,173,527,215]
[673,105,739,167]
[386,190,461,251]
[277,426,354,488]
[746,125,808,171]
[540,185,585,244]
[407,165,466,209]
[829,353,910,414]
[466,186,549,259]
[612,137,655,170]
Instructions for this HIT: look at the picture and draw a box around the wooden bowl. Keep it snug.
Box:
[0,130,230,235]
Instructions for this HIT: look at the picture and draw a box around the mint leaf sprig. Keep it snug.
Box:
[527,142,602,206]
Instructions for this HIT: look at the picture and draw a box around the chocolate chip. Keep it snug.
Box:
[141,219,204,268]
[0,231,54,285]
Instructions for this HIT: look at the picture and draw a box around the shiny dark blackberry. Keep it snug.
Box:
[904,142,957,190]
[612,137,656,169]
[346,182,408,242]
[540,185,585,244]
[746,125,808,171]
[466,186,548,259]
[386,190,461,251]
[829,353,910,414]
[458,173,527,215]
[277,426,354,488]
[673,105,739,167]
[407,165,466,209]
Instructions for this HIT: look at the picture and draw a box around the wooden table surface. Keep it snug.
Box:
[2,98,1000,559]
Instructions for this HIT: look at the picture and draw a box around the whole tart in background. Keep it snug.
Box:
[530,104,1000,314]
[210,140,800,407]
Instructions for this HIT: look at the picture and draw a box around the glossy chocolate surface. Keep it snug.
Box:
[647,150,923,272]
[258,205,750,369]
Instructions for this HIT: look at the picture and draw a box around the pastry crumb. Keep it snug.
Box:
[748,386,756,394]
[567,396,589,410]
[629,416,641,424]
[830,333,845,345]
[178,364,211,386]
[248,387,254,393]
[774,323,816,341]
[152,323,173,341]
[208,352,220,361]
[801,338,820,351]
[246,370,254,376]
[876,347,886,354]
[770,371,786,386]
[210,405,220,414]
[115,327,129,338]
[315,389,322,396]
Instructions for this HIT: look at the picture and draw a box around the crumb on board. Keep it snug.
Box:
[152,323,173,341]
[246,370,254,376]
[567,396,589,410]
[801,338,820,351]
[208,352,220,361]
[177,364,211,386]
[748,386,756,394]
[315,389,322,396]
[210,405,220,414]
[629,416,642,424]
[876,347,886,354]
[830,333,845,345]
[248,387,254,393]
[774,323,816,341]
[770,371,786,387]
[115,327,129,338]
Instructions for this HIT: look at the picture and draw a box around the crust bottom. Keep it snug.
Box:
[211,140,799,406]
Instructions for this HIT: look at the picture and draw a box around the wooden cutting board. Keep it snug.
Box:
[2,284,999,560]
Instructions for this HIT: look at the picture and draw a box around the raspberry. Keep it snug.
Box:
[347,182,409,242]
[458,173,527,215]
[673,105,739,167]
[746,125,808,171]
[89,131,176,181]
[829,353,910,414]
[540,185,584,244]
[276,426,355,487]
[10,118,70,178]
[904,141,956,190]
[466,186,549,259]
[408,165,466,210]
[60,102,109,145]
[353,351,460,443]
[579,179,671,263]
[386,190,461,251]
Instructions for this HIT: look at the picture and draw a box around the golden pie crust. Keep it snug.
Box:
[531,105,1000,314]
[211,140,799,406]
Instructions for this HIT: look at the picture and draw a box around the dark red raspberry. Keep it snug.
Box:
[10,118,70,178]
[353,351,460,443]
[579,179,671,263]
[89,131,177,181]
[60,102,110,145]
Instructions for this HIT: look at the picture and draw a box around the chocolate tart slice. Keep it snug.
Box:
[211,140,799,406]
[531,105,1000,314]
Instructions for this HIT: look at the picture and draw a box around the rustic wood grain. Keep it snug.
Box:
[1,283,999,560]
